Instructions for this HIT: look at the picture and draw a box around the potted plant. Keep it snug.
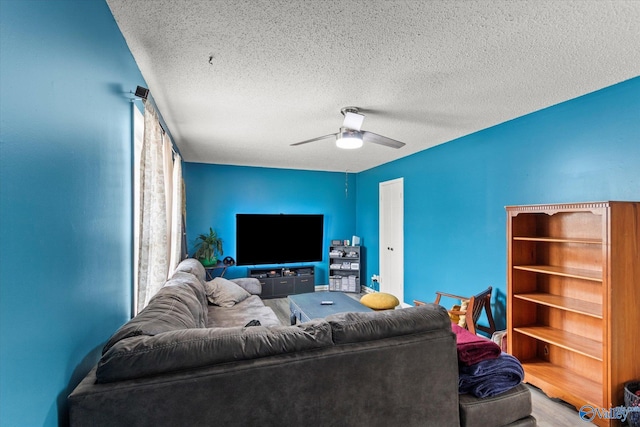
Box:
[193,227,223,267]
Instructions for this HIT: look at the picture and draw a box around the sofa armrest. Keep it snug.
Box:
[230,278,262,295]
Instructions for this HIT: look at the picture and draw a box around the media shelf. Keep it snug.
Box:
[328,245,361,293]
[249,266,314,299]
[506,202,640,427]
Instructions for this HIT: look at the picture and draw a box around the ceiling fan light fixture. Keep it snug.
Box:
[336,130,363,149]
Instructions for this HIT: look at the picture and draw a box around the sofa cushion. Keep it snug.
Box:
[205,277,251,307]
[173,258,206,283]
[458,383,532,427]
[102,284,205,354]
[230,277,262,295]
[96,320,334,383]
[207,295,281,328]
[326,304,451,344]
[165,271,208,323]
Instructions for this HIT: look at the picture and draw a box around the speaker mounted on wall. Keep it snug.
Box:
[134,86,149,100]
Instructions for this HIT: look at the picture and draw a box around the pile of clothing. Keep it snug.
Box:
[452,323,524,398]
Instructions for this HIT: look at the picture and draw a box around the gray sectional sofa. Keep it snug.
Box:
[68,258,534,427]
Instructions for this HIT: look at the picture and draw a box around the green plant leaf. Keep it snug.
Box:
[193,227,224,259]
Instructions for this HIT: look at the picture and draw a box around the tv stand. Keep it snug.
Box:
[248,266,315,299]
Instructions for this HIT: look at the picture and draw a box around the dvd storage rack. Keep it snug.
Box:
[328,244,361,293]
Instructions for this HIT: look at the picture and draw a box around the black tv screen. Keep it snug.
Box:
[236,214,324,265]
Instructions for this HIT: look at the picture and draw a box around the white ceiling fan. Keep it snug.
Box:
[290,107,406,150]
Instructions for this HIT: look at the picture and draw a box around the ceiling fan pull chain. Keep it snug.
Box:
[345,170,349,198]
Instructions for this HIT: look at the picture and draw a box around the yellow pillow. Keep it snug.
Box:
[360,292,400,310]
[448,304,461,323]
[447,300,469,326]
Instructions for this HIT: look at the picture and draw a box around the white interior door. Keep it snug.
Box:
[379,178,404,305]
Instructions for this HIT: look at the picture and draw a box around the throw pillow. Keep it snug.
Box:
[360,292,399,310]
[448,304,461,323]
[458,299,469,328]
[205,277,251,307]
[230,277,262,295]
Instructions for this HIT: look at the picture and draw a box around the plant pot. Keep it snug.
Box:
[200,257,217,267]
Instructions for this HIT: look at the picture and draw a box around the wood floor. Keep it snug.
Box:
[262,296,581,427]
[528,385,580,427]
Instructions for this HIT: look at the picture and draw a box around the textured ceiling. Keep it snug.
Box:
[107,0,640,172]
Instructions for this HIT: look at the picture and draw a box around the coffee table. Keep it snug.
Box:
[289,291,372,325]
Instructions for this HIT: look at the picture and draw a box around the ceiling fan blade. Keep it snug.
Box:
[290,133,337,146]
[343,111,364,131]
[362,131,406,149]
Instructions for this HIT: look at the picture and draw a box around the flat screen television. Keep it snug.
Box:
[236,214,324,265]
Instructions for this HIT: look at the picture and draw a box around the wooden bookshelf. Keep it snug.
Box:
[506,202,640,427]
[522,359,603,408]
[513,265,602,282]
[514,326,602,361]
[513,236,603,244]
[514,293,602,318]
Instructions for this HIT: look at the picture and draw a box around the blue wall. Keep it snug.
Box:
[356,77,640,328]
[183,163,357,283]
[183,78,639,330]
[1,1,638,424]
[0,1,144,425]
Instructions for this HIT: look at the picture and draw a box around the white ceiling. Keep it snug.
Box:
[107,0,640,173]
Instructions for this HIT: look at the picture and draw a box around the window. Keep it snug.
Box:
[132,105,143,314]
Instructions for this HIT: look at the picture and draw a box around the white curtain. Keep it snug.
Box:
[137,100,169,313]
[168,152,183,276]
[163,134,174,268]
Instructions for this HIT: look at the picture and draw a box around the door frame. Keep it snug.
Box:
[379,177,405,305]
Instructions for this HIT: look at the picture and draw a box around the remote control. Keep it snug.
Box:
[321,301,334,305]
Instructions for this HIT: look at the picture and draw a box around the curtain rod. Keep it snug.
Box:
[131,86,181,158]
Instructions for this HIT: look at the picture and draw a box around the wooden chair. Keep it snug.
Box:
[414,286,496,336]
